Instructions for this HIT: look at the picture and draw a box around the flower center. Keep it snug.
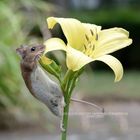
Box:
[83,29,98,58]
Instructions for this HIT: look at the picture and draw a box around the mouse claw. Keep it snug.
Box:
[60,124,65,132]
[61,127,66,132]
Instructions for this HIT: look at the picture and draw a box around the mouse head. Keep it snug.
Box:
[16,44,45,63]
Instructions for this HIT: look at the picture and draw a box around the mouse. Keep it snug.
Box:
[16,44,65,117]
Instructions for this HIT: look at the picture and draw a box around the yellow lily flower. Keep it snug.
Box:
[44,17,132,82]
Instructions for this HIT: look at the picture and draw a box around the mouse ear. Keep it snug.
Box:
[16,45,26,58]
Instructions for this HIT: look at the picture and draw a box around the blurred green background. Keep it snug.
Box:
[0,0,140,139]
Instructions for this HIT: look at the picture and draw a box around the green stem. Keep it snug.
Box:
[61,70,73,93]
[61,70,74,140]
[61,69,84,140]
[61,97,70,140]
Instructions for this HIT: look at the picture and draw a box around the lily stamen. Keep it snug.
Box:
[90,29,94,36]
[95,34,98,41]
[84,44,87,49]
[92,44,95,51]
[85,34,89,42]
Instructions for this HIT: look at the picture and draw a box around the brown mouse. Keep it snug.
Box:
[16,44,65,117]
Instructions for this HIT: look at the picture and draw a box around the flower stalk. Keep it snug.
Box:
[61,92,70,140]
[61,71,74,140]
[61,70,82,140]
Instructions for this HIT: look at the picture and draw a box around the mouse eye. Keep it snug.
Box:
[31,47,36,52]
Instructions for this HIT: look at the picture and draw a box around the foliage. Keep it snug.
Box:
[68,7,140,24]
[0,0,60,124]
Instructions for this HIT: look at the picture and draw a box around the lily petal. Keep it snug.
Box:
[44,38,66,54]
[94,28,132,57]
[66,45,93,71]
[66,45,123,81]
[47,17,85,50]
[95,55,123,82]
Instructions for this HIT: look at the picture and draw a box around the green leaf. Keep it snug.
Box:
[39,58,62,81]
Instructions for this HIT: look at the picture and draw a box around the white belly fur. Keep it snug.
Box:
[30,65,64,116]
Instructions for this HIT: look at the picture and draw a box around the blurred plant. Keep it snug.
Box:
[41,17,132,140]
[0,0,61,128]
[68,7,140,24]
